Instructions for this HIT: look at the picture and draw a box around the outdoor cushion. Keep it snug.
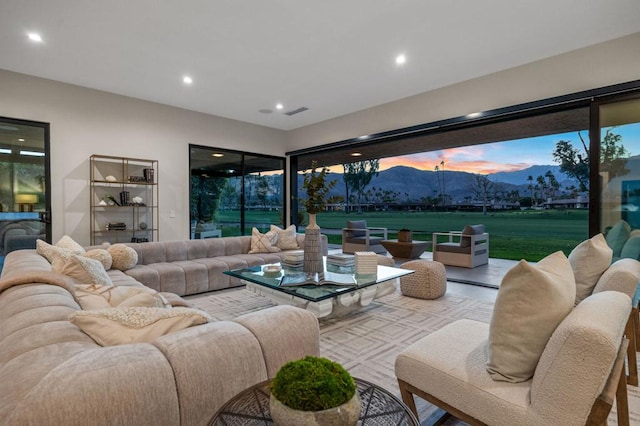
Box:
[461,224,485,248]
[346,220,367,238]
[344,235,383,245]
[486,250,575,382]
[621,235,640,260]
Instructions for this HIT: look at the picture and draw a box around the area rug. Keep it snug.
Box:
[186,287,637,425]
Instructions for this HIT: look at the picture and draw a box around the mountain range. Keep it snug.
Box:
[297,164,581,203]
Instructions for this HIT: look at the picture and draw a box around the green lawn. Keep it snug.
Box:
[218,209,589,262]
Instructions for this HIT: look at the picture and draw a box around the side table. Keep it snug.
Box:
[381,239,431,260]
[210,377,419,425]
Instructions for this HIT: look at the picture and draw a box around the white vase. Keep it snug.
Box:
[270,393,361,426]
[304,213,323,273]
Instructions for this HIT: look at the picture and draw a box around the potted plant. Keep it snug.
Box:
[270,356,360,425]
[301,162,336,272]
[302,161,336,228]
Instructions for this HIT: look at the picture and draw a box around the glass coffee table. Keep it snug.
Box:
[210,377,419,425]
[224,258,413,318]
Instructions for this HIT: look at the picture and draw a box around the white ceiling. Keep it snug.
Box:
[1,1,639,131]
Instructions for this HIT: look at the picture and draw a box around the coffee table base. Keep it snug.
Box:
[244,279,397,318]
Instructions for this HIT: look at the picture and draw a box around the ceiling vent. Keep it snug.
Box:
[284,107,309,116]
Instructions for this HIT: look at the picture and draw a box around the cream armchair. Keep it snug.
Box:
[395,291,631,426]
[341,219,388,254]
[432,224,488,268]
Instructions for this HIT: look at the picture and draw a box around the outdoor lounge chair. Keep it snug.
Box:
[432,224,488,268]
[342,219,388,254]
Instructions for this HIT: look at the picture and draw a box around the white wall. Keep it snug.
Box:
[0,70,286,245]
[287,32,640,151]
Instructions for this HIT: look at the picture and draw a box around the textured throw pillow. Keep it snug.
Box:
[569,233,612,304]
[592,258,640,298]
[270,224,299,250]
[74,284,169,310]
[69,307,211,346]
[606,220,631,258]
[249,227,281,253]
[83,249,113,270]
[36,239,70,263]
[52,254,113,286]
[108,244,138,271]
[55,235,86,254]
[486,251,575,383]
[620,235,640,260]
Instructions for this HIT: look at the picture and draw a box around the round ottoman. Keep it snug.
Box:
[399,259,447,299]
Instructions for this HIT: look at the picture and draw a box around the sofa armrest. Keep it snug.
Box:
[235,305,320,377]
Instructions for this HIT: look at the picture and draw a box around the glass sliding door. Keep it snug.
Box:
[594,95,640,243]
[189,145,284,238]
[0,117,50,259]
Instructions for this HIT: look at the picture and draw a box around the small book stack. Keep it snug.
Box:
[327,253,355,267]
[281,250,304,268]
[355,251,378,275]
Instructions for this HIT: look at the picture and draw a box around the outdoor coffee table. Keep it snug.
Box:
[209,377,419,425]
[224,258,413,318]
[381,239,431,260]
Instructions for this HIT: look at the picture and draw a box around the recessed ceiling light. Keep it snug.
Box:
[276,103,284,110]
[357,135,369,140]
[28,32,42,43]
[212,153,224,158]
[466,112,482,118]
[0,148,11,154]
[183,76,193,85]
[395,54,406,65]
[18,138,25,141]
[351,152,362,157]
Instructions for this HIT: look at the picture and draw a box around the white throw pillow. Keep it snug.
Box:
[55,235,86,254]
[75,284,169,310]
[486,251,576,382]
[249,227,281,253]
[270,224,299,250]
[52,253,113,286]
[569,233,613,305]
[69,307,211,346]
[107,244,138,271]
[83,249,113,270]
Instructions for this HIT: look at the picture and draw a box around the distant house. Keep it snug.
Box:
[543,195,589,209]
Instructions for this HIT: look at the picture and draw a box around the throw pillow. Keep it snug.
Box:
[52,254,113,286]
[620,235,640,260]
[108,244,139,271]
[486,251,575,383]
[55,235,86,254]
[346,220,367,238]
[606,220,631,258]
[69,306,211,346]
[270,224,299,250]
[36,239,70,263]
[569,233,612,305]
[592,258,640,298]
[83,249,113,270]
[75,284,169,310]
[460,224,485,248]
[249,227,281,253]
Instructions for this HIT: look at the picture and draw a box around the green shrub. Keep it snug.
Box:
[271,356,356,411]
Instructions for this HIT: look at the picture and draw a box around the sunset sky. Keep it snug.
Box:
[375,123,640,174]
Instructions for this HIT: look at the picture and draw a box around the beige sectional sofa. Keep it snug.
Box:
[123,234,327,296]
[0,248,321,426]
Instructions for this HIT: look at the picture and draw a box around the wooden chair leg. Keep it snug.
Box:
[617,357,630,426]
[625,313,638,386]
[634,303,640,352]
[397,379,419,419]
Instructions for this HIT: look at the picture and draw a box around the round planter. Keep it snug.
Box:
[270,392,361,426]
